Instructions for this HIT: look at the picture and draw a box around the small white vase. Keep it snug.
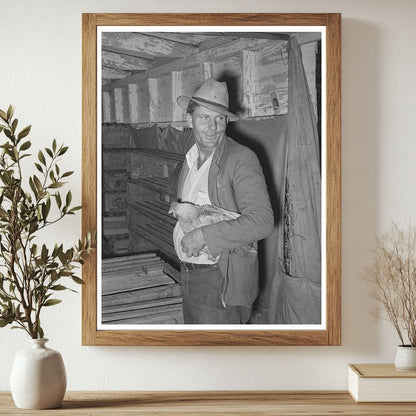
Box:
[10,338,67,409]
[394,345,416,371]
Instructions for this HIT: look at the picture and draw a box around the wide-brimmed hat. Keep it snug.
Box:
[177,78,239,121]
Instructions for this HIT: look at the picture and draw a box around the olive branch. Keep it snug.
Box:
[0,105,94,339]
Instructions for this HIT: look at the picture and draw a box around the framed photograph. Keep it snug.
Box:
[82,13,341,346]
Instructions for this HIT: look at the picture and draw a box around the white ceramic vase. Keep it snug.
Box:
[394,345,416,371]
[10,338,67,409]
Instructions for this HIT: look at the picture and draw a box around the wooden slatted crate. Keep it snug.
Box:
[101,253,183,325]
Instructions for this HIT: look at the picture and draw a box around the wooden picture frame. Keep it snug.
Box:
[82,13,341,346]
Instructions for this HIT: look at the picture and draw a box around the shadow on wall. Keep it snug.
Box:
[340,18,381,355]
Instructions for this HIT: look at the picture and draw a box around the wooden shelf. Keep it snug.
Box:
[130,200,176,228]
[132,224,176,258]
[1,391,415,415]
[103,147,184,162]
[129,147,184,163]
[127,176,169,194]
[103,168,128,173]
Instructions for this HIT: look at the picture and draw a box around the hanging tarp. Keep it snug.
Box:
[266,36,322,324]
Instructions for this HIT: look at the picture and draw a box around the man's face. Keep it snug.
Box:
[187,105,228,154]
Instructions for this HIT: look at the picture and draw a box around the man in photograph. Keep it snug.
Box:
[172,78,274,324]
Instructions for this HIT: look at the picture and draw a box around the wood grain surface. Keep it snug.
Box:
[1,391,416,415]
[82,13,341,346]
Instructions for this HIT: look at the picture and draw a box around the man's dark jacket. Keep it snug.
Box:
[177,136,274,306]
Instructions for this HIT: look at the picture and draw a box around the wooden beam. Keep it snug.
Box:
[114,88,125,123]
[242,50,257,117]
[128,84,139,124]
[102,32,197,58]
[198,36,238,52]
[102,50,152,71]
[148,78,158,123]
[201,62,214,81]
[102,37,288,92]
[102,45,155,61]
[254,93,275,117]
[171,71,182,122]
[102,91,112,123]
[293,32,322,45]
[143,32,210,47]
[102,67,131,81]
[225,32,291,41]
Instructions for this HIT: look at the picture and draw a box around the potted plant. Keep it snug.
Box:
[0,105,94,408]
[363,223,416,370]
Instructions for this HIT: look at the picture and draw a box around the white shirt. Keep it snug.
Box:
[173,144,217,264]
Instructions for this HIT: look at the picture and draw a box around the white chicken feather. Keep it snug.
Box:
[169,201,240,234]
[169,201,240,260]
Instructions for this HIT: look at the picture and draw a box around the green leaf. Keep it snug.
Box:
[58,250,66,264]
[48,182,64,189]
[43,299,62,307]
[33,175,42,192]
[6,105,14,121]
[0,317,13,327]
[71,276,85,285]
[45,148,53,158]
[4,129,12,140]
[41,244,48,262]
[51,285,68,291]
[61,171,74,178]
[38,150,46,165]
[34,162,43,173]
[69,206,82,213]
[52,139,57,152]
[0,109,7,121]
[38,325,44,339]
[41,202,50,220]
[19,140,31,151]
[11,118,18,133]
[65,191,72,207]
[55,192,62,208]
[58,146,68,156]
[29,177,37,196]
[17,125,31,140]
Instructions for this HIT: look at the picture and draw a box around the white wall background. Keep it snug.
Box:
[1,0,416,391]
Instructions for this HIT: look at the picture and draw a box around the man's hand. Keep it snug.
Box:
[181,228,206,258]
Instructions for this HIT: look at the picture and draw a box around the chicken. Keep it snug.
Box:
[169,201,240,234]
[169,201,241,260]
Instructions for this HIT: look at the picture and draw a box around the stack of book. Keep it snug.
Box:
[348,364,416,402]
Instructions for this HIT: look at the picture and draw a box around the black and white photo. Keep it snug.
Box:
[99,28,323,327]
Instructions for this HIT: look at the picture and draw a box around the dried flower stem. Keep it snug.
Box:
[363,223,416,347]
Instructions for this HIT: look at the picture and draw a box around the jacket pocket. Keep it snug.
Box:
[223,250,259,307]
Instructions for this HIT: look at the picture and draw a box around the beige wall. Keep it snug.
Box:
[1,0,416,390]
